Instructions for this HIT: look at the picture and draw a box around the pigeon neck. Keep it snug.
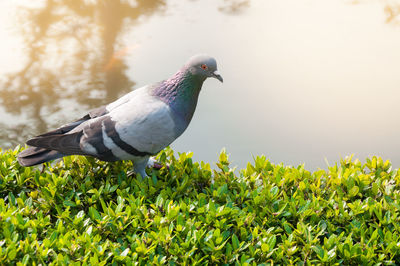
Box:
[153,69,204,127]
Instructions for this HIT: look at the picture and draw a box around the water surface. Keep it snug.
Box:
[1,0,400,169]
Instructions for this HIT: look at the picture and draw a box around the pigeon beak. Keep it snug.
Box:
[212,70,223,83]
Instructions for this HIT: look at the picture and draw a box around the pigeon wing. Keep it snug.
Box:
[36,105,109,137]
[24,105,109,155]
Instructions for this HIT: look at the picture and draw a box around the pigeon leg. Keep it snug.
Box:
[133,157,149,179]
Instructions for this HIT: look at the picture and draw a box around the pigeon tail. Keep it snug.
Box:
[26,131,84,155]
[17,147,65,166]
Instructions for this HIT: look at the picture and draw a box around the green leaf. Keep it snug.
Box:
[267,235,276,250]
[349,186,359,198]
[261,243,268,253]
[232,234,239,250]
[8,248,17,260]
[63,200,76,207]
[22,254,30,265]
[89,207,102,221]
[8,192,16,206]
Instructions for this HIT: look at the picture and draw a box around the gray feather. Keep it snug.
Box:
[101,116,153,157]
[80,116,119,161]
[27,131,85,155]
[37,106,108,137]
[17,147,64,166]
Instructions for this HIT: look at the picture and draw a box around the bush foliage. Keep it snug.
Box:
[0,147,400,265]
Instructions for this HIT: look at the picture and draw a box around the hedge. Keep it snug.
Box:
[0,146,399,265]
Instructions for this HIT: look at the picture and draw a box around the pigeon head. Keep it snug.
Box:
[152,54,223,130]
[185,54,223,83]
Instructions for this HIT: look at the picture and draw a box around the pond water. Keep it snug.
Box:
[1,0,400,170]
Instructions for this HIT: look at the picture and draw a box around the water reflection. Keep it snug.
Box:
[384,3,400,24]
[352,0,400,25]
[1,0,400,170]
[218,0,250,15]
[0,0,165,148]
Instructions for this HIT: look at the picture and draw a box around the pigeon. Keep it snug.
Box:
[18,54,223,177]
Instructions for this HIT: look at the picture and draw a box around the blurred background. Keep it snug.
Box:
[0,0,400,170]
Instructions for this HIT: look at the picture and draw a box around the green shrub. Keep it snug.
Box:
[0,146,399,265]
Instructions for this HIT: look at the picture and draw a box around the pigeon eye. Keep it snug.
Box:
[201,64,208,70]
